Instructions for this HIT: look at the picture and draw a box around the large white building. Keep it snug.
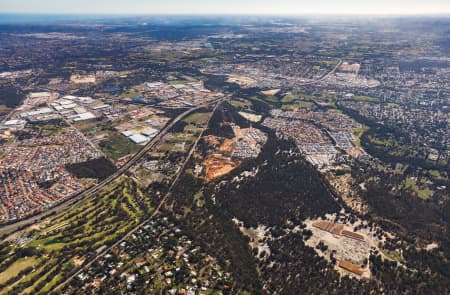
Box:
[129,134,148,144]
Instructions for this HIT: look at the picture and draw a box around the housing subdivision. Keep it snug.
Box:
[0,124,102,220]
[263,108,368,169]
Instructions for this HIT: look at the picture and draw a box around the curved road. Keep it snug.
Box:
[51,98,225,293]
[47,60,342,291]
[298,59,342,86]
[0,57,341,237]
[0,98,224,237]
[0,58,341,237]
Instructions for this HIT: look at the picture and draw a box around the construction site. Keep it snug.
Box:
[197,124,267,182]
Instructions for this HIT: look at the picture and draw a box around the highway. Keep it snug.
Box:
[0,58,340,237]
[0,60,343,290]
[0,97,224,237]
[297,59,342,86]
[51,97,225,293]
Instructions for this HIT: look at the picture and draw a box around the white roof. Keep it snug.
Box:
[172,84,186,89]
[129,134,148,144]
[0,72,12,77]
[141,128,158,137]
[91,104,110,110]
[58,99,73,105]
[29,92,51,98]
[146,82,163,88]
[121,130,134,137]
[74,107,87,114]
[73,112,96,122]
[82,112,96,118]
[62,103,77,109]
[24,107,53,116]
[4,119,25,126]
[77,96,95,104]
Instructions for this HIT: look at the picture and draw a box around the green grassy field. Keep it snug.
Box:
[169,80,189,85]
[404,178,434,200]
[261,95,279,103]
[353,95,380,102]
[0,257,38,285]
[382,249,404,263]
[367,135,395,147]
[281,95,296,103]
[229,99,252,109]
[183,112,211,126]
[428,170,446,180]
[0,176,154,294]
[281,100,315,111]
[121,89,141,98]
[193,190,205,207]
[352,126,369,148]
[99,133,141,161]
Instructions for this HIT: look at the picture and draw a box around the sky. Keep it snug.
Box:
[0,0,450,15]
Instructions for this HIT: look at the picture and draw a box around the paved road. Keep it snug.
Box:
[51,98,225,293]
[0,58,340,237]
[297,59,342,86]
[47,60,340,291]
[0,98,223,237]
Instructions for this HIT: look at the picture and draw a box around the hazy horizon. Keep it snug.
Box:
[1,0,450,16]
